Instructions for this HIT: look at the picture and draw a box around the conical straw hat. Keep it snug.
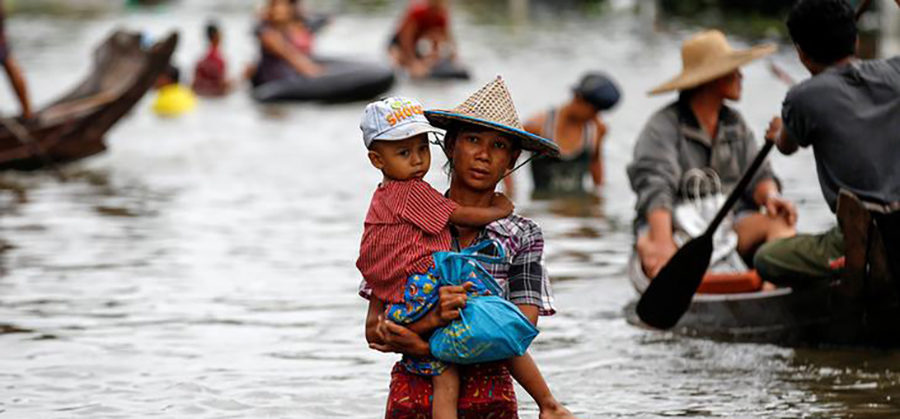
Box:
[425,76,560,157]
[649,30,776,95]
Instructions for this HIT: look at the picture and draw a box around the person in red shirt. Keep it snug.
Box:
[192,22,231,97]
[388,0,456,78]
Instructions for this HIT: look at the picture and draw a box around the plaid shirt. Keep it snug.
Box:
[359,213,556,316]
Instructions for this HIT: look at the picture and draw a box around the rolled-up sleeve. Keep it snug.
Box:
[358,279,373,300]
[782,89,814,148]
[507,221,555,316]
[626,112,682,223]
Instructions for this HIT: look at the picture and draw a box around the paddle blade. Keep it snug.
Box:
[636,235,713,330]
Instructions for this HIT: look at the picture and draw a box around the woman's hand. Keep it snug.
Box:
[369,314,431,357]
[636,232,677,278]
[434,282,473,326]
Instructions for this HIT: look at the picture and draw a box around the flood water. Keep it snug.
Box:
[1,0,899,417]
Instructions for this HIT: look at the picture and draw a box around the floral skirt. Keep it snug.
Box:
[385,361,518,419]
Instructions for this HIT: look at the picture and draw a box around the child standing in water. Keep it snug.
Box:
[192,21,230,96]
[357,96,576,419]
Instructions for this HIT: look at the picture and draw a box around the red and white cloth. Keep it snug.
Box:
[356,179,458,303]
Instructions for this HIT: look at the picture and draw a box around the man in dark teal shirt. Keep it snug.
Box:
[755,0,900,285]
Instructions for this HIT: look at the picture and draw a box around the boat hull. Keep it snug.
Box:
[625,253,900,347]
[252,58,395,103]
[0,30,178,171]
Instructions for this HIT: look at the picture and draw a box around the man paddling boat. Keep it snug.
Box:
[755,0,900,285]
[627,30,797,280]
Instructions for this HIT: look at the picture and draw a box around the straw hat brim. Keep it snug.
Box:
[648,44,776,95]
[425,110,561,158]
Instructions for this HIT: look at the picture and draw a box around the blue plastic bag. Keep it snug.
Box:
[429,240,540,364]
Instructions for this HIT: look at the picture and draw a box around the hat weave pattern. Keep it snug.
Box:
[425,76,560,156]
[450,76,525,131]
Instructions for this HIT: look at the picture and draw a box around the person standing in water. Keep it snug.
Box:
[505,72,620,200]
[192,21,230,97]
[0,3,31,119]
[153,64,197,117]
[363,77,576,418]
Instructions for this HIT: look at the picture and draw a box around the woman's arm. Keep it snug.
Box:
[366,298,431,357]
[364,298,386,345]
[516,304,539,326]
[365,284,472,356]
[589,117,607,187]
[259,28,322,77]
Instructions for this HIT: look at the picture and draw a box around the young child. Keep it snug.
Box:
[152,64,197,117]
[192,21,230,97]
[357,96,576,419]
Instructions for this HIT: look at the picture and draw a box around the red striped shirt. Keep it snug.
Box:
[356,179,458,303]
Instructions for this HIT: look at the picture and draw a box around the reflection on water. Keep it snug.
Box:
[0,0,898,417]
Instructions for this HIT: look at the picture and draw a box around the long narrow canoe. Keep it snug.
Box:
[625,254,900,346]
[625,191,900,347]
[0,30,177,170]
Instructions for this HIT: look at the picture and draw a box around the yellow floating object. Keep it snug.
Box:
[152,84,197,116]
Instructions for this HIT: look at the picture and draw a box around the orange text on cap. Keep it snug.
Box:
[385,104,425,126]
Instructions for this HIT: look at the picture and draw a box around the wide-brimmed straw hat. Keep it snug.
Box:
[649,30,776,95]
[425,76,561,157]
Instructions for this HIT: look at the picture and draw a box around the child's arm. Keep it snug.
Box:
[448,192,514,227]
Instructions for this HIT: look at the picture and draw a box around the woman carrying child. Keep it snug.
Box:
[358,77,576,418]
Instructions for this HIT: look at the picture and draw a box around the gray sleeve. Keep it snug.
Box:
[627,112,682,221]
[782,88,814,148]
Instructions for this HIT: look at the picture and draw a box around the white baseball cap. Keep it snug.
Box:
[360,96,445,149]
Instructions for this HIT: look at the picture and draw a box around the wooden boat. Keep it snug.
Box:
[625,191,900,347]
[427,58,471,80]
[0,30,178,171]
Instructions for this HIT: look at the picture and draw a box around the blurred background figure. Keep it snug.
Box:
[388,0,457,78]
[289,0,330,34]
[153,63,197,117]
[192,21,230,97]
[249,0,322,87]
[0,2,31,119]
[506,72,620,200]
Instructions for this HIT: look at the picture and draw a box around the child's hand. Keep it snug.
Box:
[491,192,514,216]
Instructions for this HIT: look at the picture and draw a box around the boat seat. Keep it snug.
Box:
[836,190,900,301]
[696,270,762,294]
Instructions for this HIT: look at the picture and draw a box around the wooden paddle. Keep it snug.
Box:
[636,139,775,329]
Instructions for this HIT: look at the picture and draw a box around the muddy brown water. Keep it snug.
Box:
[0,1,898,417]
